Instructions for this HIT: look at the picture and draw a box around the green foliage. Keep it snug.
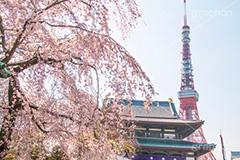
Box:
[4,144,44,160]
[4,152,16,160]
[31,145,41,160]
[5,145,69,160]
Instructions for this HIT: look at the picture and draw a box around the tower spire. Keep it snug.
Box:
[184,0,187,26]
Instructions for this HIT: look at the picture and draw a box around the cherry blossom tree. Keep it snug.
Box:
[0,0,154,159]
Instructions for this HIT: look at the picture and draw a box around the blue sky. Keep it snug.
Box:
[114,0,240,159]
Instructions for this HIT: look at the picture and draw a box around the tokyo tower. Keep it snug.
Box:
[177,0,216,159]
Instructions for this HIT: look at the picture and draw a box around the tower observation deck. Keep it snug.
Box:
[178,1,216,160]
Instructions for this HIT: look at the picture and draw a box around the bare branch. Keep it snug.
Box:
[30,0,37,10]
[60,0,94,23]
[0,105,10,110]
[31,113,49,134]
[9,57,38,73]
[29,104,75,122]
[43,0,68,11]
[5,53,83,77]
[0,16,7,52]
[1,19,32,64]
[80,0,93,8]
[40,20,91,33]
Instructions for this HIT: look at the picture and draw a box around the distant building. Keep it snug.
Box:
[232,151,240,160]
[108,99,216,160]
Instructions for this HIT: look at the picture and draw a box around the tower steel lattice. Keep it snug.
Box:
[178,1,216,160]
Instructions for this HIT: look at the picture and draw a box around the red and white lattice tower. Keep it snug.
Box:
[178,0,216,160]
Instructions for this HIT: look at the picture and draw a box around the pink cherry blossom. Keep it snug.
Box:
[0,0,154,159]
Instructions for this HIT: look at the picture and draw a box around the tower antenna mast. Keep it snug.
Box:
[184,0,187,26]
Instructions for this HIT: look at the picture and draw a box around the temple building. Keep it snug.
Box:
[108,99,216,160]
[231,151,240,160]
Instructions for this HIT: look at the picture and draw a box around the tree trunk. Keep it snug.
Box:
[0,108,18,158]
[0,77,20,158]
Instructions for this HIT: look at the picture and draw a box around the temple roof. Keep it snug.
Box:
[109,99,203,138]
[106,99,179,118]
[124,100,179,118]
[136,137,216,158]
